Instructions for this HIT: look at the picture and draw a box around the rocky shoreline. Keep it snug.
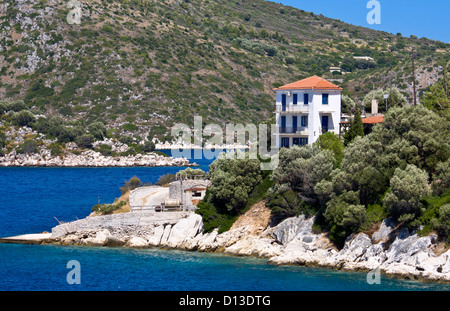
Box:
[44,203,450,283]
[0,149,191,167]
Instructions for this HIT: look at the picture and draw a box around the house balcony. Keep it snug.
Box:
[276,127,309,135]
[275,105,310,114]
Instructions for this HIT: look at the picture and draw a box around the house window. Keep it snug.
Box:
[304,93,309,105]
[281,137,290,148]
[292,116,298,132]
[281,116,286,133]
[301,115,308,127]
[293,94,298,105]
[192,191,202,198]
[294,137,308,146]
[322,93,329,105]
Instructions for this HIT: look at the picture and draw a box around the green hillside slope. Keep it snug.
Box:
[1,0,448,139]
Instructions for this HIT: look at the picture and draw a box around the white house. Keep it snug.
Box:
[273,76,342,148]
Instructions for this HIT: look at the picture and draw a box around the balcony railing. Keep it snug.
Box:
[276,105,310,113]
[276,127,309,134]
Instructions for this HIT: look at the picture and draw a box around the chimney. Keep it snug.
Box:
[371,99,378,115]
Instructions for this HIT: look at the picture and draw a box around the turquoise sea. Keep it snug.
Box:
[0,150,449,291]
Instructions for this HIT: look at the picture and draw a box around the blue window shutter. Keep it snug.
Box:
[322,94,329,105]
[293,94,298,105]
[304,93,309,105]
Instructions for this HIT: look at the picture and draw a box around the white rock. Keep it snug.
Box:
[272,215,315,245]
[197,229,219,251]
[147,225,165,246]
[440,250,450,274]
[160,225,172,245]
[127,236,149,248]
[372,218,396,242]
[337,233,372,263]
[165,214,203,248]
[84,229,112,246]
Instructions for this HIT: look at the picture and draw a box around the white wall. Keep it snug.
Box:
[275,89,341,147]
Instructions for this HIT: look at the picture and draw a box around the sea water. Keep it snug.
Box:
[0,151,449,291]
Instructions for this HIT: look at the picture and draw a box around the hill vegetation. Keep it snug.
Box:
[0,0,449,143]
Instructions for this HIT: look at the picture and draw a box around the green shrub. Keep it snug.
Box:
[120,176,143,195]
[155,173,176,186]
[96,144,115,157]
[195,191,238,234]
[6,100,28,112]
[92,201,126,215]
[383,164,430,225]
[313,132,344,166]
[141,140,155,153]
[208,155,263,213]
[49,142,64,157]
[118,135,134,144]
[88,122,107,140]
[11,110,35,126]
[75,134,95,149]
[122,123,138,131]
[17,139,38,154]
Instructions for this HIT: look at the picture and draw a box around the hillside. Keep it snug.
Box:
[1,0,449,140]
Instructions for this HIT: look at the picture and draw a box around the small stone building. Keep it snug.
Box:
[168,179,211,207]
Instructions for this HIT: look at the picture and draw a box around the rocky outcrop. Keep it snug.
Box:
[49,205,450,282]
[0,149,190,167]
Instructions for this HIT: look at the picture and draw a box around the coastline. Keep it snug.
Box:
[0,149,192,167]
[3,203,449,284]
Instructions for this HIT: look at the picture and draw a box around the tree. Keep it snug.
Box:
[422,62,450,119]
[343,106,363,146]
[272,146,335,199]
[141,140,155,153]
[11,110,35,126]
[313,132,344,166]
[383,164,430,224]
[88,122,107,140]
[17,139,38,154]
[323,190,363,246]
[75,134,95,149]
[176,167,206,179]
[371,105,450,176]
[363,87,407,113]
[120,176,143,195]
[7,100,28,112]
[432,160,450,195]
[208,154,263,212]
[341,94,356,114]
[332,135,387,206]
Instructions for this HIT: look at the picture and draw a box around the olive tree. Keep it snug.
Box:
[371,105,450,176]
[11,110,35,126]
[208,155,263,213]
[383,164,430,224]
[363,87,407,113]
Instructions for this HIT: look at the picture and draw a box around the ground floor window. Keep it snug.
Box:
[281,137,290,148]
[293,137,308,146]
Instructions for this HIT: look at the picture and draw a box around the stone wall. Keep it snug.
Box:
[51,211,190,239]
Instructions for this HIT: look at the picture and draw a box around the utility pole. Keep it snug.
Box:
[411,47,417,106]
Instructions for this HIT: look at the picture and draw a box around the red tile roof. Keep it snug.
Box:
[340,115,384,125]
[274,75,343,91]
[362,115,384,124]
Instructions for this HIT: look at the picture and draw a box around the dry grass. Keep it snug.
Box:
[113,190,131,214]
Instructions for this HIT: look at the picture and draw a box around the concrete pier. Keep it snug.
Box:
[0,233,53,245]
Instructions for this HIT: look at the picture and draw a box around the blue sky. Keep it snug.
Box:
[276,0,449,43]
